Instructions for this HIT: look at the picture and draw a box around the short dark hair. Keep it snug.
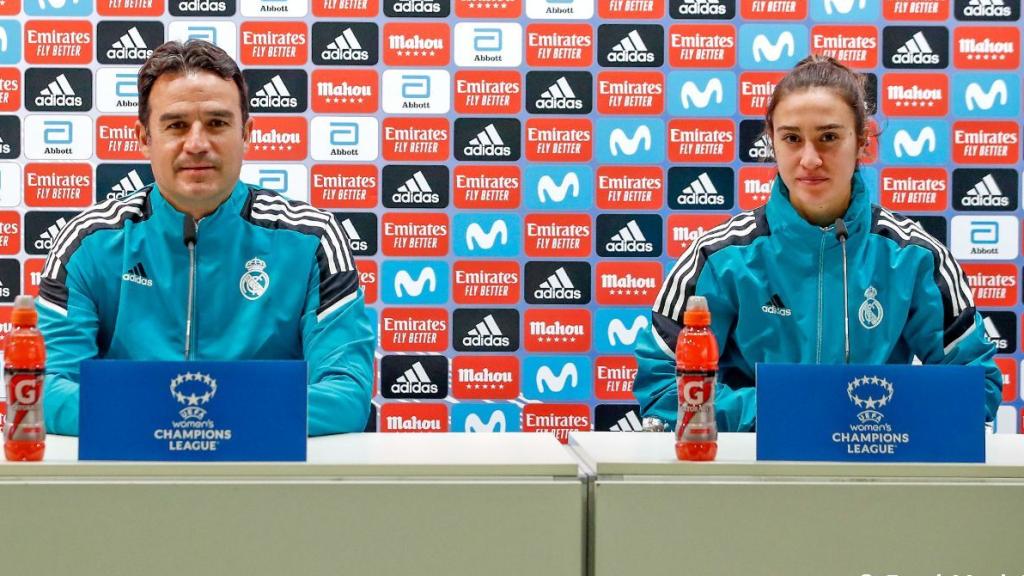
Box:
[137,40,248,131]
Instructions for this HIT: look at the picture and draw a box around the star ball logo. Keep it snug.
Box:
[847,375,893,424]
[171,371,218,421]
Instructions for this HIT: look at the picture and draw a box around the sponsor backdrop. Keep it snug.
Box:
[0,0,1020,439]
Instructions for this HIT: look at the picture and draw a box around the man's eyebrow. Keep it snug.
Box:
[156,109,236,123]
[775,124,845,132]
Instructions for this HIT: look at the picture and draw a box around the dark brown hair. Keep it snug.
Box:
[137,40,248,132]
[765,54,872,146]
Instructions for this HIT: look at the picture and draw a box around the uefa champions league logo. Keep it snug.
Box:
[170,372,218,420]
[240,257,270,300]
[846,375,894,424]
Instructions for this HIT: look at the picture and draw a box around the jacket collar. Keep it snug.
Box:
[151,181,249,233]
[765,170,871,245]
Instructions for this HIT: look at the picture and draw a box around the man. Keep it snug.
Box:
[36,40,375,436]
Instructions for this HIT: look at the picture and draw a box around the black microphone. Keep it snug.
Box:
[183,215,197,247]
[834,218,850,364]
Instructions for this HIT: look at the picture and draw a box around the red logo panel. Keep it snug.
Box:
[952,121,1019,165]
[737,166,775,210]
[452,355,520,400]
[596,166,663,210]
[454,71,522,115]
[963,263,1017,309]
[738,72,784,116]
[380,403,448,432]
[884,0,948,20]
[597,71,664,115]
[25,21,93,65]
[524,213,592,258]
[0,0,18,14]
[0,68,20,112]
[380,307,449,352]
[523,403,590,444]
[454,165,522,210]
[595,356,638,401]
[313,0,378,17]
[881,73,948,117]
[668,119,735,163]
[98,0,164,15]
[355,259,378,304]
[382,117,450,162]
[452,260,521,305]
[526,24,594,67]
[599,0,663,18]
[741,0,806,19]
[24,163,93,208]
[23,259,44,298]
[96,116,144,161]
[668,24,736,68]
[879,168,946,212]
[383,23,450,67]
[310,164,378,209]
[666,214,730,258]
[524,309,591,353]
[246,116,308,161]
[595,261,662,306]
[381,212,450,257]
[240,22,308,66]
[311,70,378,114]
[525,118,593,162]
[0,211,20,255]
[954,27,1019,70]
[455,0,521,17]
[810,25,877,69]
[995,357,1017,403]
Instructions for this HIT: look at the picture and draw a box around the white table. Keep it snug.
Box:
[569,432,1024,576]
[0,434,585,576]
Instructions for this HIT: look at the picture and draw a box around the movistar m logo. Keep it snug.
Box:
[609,126,651,157]
[394,267,437,297]
[893,126,936,157]
[679,78,724,109]
[538,173,580,203]
[752,32,795,63]
[536,363,578,393]
[607,316,647,346]
[466,220,509,250]
[964,79,1008,111]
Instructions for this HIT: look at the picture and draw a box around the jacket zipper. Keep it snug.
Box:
[816,232,826,363]
[185,221,198,360]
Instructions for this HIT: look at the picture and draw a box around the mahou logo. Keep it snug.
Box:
[953,26,1020,70]
[596,71,664,115]
[525,118,593,163]
[24,163,92,208]
[522,403,590,443]
[0,69,20,112]
[524,213,591,257]
[811,25,878,68]
[452,260,521,305]
[596,261,661,306]
[381,212,449,257]
[310,164,378,209]
[25,21,93,65]
[526,24,594,67]
[456,0,521,17]
[380,355,448,399]
[380,403,448,433]
[246,116,308,162]
[885,0,948,20]
[881,73,948,117]
[314,0,378,17]
[383,23,450,66]
[524,309,591,353]
[312,22,378,66]
[596,166,663,210]
[96,116,143,161]
[952,168,1018,211]
[668,24,736,68]
[883,26,949,69]
[952,121,1019,165]
[454,71,522,115]
[453,165,522,209]
[962,263,1017,307]
[240,22,308,67]
[738,71,784,115]
[668,119,735,163]
[667,213,730,257]
[452,355,519,400]
[355,258,377,304]
[382,117,450,162]
[380,307,449,352]
[595,356,638,401]
[311,70,377,114]
[23,258,45,298]
[880,167,947,212]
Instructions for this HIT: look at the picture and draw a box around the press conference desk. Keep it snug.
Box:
[569,432,1024,576]
[0,434,585,576]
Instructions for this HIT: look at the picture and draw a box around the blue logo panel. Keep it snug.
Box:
[524,165,594,211]
[453,213,522,257]
[809,0,880,21]
[381,260,449,305]
[596,118,665,164]
[0,21,21,65]
[451,403,522,433]
[25,0,93,16]
[668,71,736,117]
[952,74,1020,119]
[522,355,592,401]
[739,25,808,70]
[880,120,949,165]
[594,308,650,354]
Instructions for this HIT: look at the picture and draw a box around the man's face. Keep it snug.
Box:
[136,71,251,214]
[770,87,864,227]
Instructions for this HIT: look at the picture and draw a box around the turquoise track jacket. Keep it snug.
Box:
[36,182,375,436]
[633,172,1002,431]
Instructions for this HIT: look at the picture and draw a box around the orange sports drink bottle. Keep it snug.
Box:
[675,296,718,461]
[4,295,46,462]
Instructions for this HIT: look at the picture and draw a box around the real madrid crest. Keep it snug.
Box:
[858,286,883,329]
[240,257,270,301]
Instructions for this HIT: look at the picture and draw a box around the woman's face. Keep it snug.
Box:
[770,87,864,227]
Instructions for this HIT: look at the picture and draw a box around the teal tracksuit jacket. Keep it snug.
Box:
[633,171,1002,431]
[36,181,375,436]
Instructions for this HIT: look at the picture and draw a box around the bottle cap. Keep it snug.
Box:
[683,295,711,327]
[11,295,38,326]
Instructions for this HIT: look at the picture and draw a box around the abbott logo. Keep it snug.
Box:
[824,0,866,14]
[964,80,1008,111]
[608,316,647,346]
[752,32,795,63]
[538,173,580,204]
[893,127,936,158]
[394,267,437,298]
[536,363,578,393]
[970,220,999,244]
[680,78,723,110]
[256,169,287,193]
[465,411,507,433]
[43,120,73,145]
[609,126,651,157]
[466,220,509,250]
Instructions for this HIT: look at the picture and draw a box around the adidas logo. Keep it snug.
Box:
[605,220,653,253]
[462,314,511,348]
[392,361,439,395]
[393,171,439,205]
[963,173,1009,208]
[762,294,792,316]
[748,134,774,160]
[677,172,725,206]
[321,29,370,61]
[36,74,83,108]
[609,409,643,432]
[608,30,655,64]
[107,27,153,61]
[964,0,1012,18]
[251,75,298,109]
[534,267,582,301]
[983,316,1007,348]
[464,124,511,157]
[35,217,70,251]
[892,31,940,66]
[535,77,583,111]
[122,262,153,287]
[0,134,9,155]
[677,0,728,16]
[110,169,147,199]
[339,218,369,252]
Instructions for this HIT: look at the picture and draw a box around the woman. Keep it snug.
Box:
[632,55,1002,432]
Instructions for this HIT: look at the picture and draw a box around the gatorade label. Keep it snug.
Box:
[5,369,44,441]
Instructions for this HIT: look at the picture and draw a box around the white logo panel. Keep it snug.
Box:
[382,70,451,115]
[525,0,594,19]
[0,162,21,206]
[241,0,308,17]
[454,23,523,68]
[951,215,1018,261]
[96,67,141,113]
[240,164,309,203]
[168,22,238,59]
[25,115,93,160]
[310,117,379,162]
